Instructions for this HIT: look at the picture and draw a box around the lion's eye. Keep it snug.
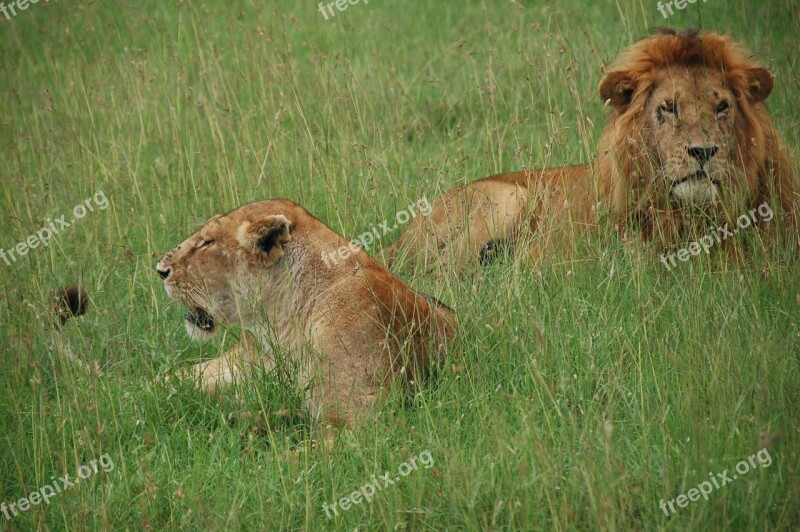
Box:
[659,100,676,114]
[656,100,676,124]
[199,239,214,249]
[716,101,730,115]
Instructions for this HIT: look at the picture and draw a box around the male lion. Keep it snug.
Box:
[156,199,457,430]
[383,29,797,270]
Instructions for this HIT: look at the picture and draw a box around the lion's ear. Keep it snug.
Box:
[237,215,292,262]
[599,70,636,108]
[744,67,774,103]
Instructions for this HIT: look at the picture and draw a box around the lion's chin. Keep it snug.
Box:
[670,173,720,206]
[184,307,217,342]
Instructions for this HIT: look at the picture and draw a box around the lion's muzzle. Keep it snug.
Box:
[670,171,720,205]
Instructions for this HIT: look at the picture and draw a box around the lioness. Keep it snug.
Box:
[383,29,797,270]
[156,199,457,429]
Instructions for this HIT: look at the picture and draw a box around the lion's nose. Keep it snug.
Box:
[156,264,171,279]
[687,144,719,165]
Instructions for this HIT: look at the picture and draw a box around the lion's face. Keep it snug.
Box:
[643,67,749,206]
[598,30,783,225]
[156,206,293,341]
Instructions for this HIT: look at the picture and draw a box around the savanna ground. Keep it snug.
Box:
[1,0,799,529]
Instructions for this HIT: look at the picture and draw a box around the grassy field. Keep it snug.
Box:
[2,0,800,529]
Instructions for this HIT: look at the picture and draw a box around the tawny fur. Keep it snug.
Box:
[157,199,457,429]
[382,164,596,270]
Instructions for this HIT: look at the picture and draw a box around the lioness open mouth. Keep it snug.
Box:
[185,307,215,332]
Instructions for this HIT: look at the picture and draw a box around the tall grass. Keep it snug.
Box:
[1,0,799,529]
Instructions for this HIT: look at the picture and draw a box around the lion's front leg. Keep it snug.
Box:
[183,333,270,396]
[300,339,381,432]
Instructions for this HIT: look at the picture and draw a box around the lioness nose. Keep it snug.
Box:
[156,264,171,279]
[687,145,719,165]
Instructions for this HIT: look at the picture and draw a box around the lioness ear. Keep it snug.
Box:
[744,67,774,103]
[237,215,292,261]
[599,70,636,108]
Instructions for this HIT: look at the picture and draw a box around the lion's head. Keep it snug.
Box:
[156,201,297,341]
[597,29,796,235]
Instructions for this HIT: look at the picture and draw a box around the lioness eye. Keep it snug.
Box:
[199,239,214,248]
[716,101,730,114]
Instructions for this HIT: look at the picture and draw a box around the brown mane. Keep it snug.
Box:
[597,29,797,230]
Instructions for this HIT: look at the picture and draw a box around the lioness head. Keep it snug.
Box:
[156,203,294,341]
[597,29,792,222]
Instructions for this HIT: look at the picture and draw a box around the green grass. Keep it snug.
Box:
[2,0,800,529]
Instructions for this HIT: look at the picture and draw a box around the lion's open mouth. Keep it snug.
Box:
[185,307,215,332]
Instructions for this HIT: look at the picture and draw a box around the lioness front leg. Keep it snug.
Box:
[303,345,381,437]
[184,333,270,395]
